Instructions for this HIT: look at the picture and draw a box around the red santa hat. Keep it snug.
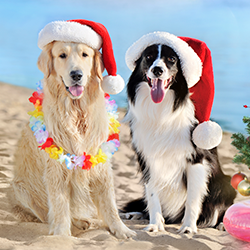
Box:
[38,19,124,95]
[125,32,222,150]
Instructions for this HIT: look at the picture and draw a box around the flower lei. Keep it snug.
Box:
[28,81,120,171]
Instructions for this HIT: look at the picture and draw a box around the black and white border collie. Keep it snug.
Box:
[123,43,236,233]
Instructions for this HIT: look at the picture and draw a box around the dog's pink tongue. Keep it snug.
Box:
[69,85,84,97]
[150,79,165,103]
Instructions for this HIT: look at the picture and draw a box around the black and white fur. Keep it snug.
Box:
[124,44,236,233]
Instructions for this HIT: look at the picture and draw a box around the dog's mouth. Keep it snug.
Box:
[61,77,84,98]
[67,85,84,97]
[147,77,172,103]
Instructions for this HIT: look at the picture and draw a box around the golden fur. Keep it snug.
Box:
[12,41,135,238]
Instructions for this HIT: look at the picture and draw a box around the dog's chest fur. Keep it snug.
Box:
[128,83,197,217]
[42,81,109,156]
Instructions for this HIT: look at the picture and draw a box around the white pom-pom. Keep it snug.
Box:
[102,75,125,95]
[192,121,223,150]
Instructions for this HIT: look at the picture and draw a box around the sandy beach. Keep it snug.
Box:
[0,81,249,250]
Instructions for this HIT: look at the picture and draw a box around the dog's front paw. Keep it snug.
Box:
[49,223,71,236]
[144,212,165,232]
[49,227,71,236]
[109,221,136,239]
[178,223,197,234]
[143,222,165,232]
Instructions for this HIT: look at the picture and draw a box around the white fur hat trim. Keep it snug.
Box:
[125,31,202,88]
[38,21,102,50]
[102,75,125,95]
[192,121,223,150]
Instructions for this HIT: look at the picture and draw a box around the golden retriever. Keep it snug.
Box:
[11,41,135,238]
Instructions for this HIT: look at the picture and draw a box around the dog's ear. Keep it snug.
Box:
[94,50,104,80]
[171,60,189,111]
[37,43,54,78]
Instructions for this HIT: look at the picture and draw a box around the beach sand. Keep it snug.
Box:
[0,82,249,250]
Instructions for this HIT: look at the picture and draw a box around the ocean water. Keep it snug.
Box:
[0,0,250,133]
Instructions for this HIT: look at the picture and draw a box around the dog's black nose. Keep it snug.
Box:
[152,67,163,77]
[70,70,83,82]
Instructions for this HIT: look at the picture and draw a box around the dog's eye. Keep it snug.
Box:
[167,56,176,63]
[82,52,88,58]
[146,55,153,61]
[59,53,67,59]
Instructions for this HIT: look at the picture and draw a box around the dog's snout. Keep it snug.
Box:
[70,70,83,82]
[152,66,163,77]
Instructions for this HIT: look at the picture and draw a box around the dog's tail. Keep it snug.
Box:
[122,198,149,219]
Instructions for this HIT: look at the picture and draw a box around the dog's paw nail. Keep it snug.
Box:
[178,225,197,234]
[217,222,225,231]
[143,224,163,233]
